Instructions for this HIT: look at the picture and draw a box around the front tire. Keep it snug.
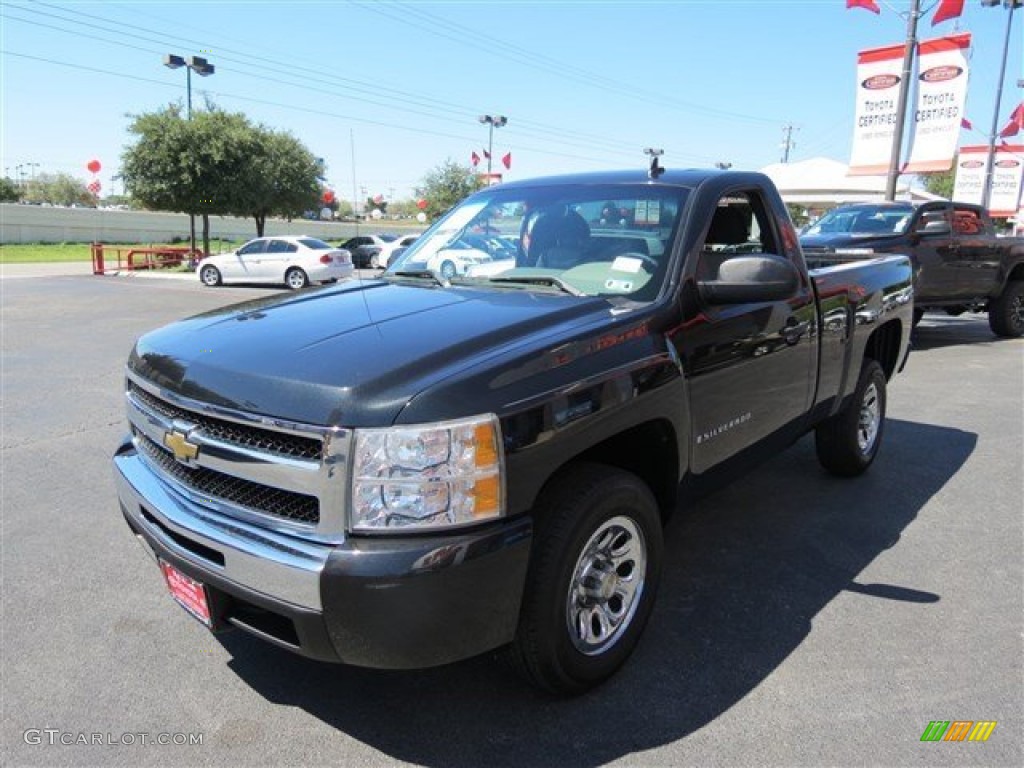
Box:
[815,359,887,477]
[511,463,663,695]
[199,265,221,287]
[285,267,309,290]
[988,280,1024,338]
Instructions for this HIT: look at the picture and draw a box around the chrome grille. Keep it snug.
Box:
[125,373,350,539]
[128,382,322,461]
[137,433,320,524]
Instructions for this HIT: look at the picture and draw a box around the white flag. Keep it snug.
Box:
[953,144,1024,217]
[905,34,971,173]
[849,43,904,176]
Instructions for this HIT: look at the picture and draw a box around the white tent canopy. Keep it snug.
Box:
[758,157,944,206]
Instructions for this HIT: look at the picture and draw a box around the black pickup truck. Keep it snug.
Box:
[801,201,1024,337]
[114,169,912,694]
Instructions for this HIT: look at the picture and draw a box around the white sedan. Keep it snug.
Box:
[197,236,354,289]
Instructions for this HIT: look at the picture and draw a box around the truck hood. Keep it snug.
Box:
[800,232,900,250]
[129,278,610,427]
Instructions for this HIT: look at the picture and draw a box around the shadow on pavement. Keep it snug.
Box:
[219,418,975,767]
[911,315,1006,351]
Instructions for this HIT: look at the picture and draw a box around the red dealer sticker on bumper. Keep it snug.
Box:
[159,559,212,628]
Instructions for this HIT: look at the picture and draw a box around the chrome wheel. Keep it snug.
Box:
[858,381,880,454]
[199,265,220,286]
[1011,294,1024,332]
[566,515,647,656]
[285,268,308,290]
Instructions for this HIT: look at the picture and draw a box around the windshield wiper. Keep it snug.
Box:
[487,275,585,297]
[391,270,449,288]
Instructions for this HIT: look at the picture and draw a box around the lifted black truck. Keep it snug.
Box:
[114,169,913,694]
[801,200,1024,337]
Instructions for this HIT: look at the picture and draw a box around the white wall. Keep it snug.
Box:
[0,204,368,244]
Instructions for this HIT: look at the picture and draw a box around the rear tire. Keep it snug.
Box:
[285,268,309,290]
[510,463,663,695]
[199,265,221,287]
[440,260,456,280]
[988,280,1024,338]
[816,360,887,477]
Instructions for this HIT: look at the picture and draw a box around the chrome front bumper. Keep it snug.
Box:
[114,438,330,611]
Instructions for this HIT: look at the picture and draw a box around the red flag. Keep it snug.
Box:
[931,0,963,26]
[960,117,973,130]
[846,0,880,14]
[999,103,1024,138]
[471,151,480,167]
[482,148,491,159]
[502,152,511,170]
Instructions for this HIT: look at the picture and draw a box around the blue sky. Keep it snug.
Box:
[1,0,1021,202]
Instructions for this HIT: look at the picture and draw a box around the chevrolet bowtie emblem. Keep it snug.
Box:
[164,429,199,463]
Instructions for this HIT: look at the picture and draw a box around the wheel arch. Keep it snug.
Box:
[1003,261,1024,284]
[534,419,680,524]
[862,319,903,380]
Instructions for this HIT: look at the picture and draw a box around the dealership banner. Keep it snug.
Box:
[849,43,904,175]
[904,34,971,173]
[953,145,1024,217]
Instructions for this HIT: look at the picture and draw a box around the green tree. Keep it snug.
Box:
[415,159,485,221]
[0,176,19,202]
[237,129,321,236]
[919,167,954,200]
[364,197,388,215]
[786,203,810,228]
[121,105,323,250]
[21,173,93,206]
[388,199,419,219]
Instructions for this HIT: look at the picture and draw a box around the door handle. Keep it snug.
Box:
[780,319,809,345]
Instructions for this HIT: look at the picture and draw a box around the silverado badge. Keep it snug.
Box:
[164,429,199,464]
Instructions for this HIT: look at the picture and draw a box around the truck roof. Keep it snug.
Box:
[494,168,771,191]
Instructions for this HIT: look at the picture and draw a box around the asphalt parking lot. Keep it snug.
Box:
[1,270,1021,767]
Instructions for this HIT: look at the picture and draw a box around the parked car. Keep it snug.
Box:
[197,236,353,290]
[380,235,420,268]
[395,233,515,279]
[339,234,399,269]
[801,201,1024,336]
[116,168,913,694]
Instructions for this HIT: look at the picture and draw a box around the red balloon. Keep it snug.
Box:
[322,189,335,204]
[87,159,101,174]
[416,199,428,210]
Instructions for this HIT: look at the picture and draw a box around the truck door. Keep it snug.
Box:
[910,206,964,302]
[951,206,1000,299]
[673,189,816,474]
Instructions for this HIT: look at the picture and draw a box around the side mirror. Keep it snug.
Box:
[698,254,800,305]
[918,219,951,236]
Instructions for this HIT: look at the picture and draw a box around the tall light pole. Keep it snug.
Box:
[478,114,507,176]
[884,0,922,201]
[164,53,215,257]
[980,0,1022,212]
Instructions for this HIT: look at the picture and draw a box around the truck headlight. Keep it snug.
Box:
[350,414,505,532]
[834,247,875,256]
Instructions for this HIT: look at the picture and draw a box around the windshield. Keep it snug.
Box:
[387,183,687,302]
[803,205,913,236]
